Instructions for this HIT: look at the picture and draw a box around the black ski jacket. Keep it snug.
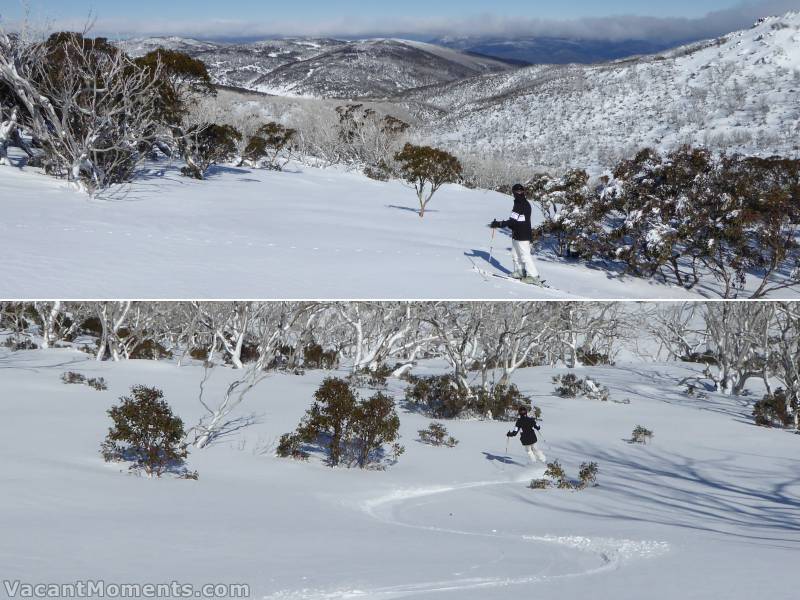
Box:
[514,415,540,446]
[499,196,534,242]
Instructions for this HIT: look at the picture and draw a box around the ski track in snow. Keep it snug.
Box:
[264,479,670,599]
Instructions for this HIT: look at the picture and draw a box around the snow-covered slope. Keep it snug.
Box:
[2,152,797,299]
[1,348,797,599]
[406,13,800,170]
[117,37,349,90]
[0,155,730,300]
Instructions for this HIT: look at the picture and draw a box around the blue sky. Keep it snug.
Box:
[2,0,798,39]
[2,1,752,21]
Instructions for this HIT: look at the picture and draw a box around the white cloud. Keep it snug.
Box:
[5,0,800,42]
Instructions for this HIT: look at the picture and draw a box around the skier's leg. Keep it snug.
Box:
[532,443,547,463]
[517,241,541,278]
[523,444,537,464]
[510,240,524,278]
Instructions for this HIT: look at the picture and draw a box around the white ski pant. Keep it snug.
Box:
[512,240,540,278]
[523,443,546,464]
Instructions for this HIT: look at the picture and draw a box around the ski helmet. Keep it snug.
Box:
[512,183,525,193]
[518,406,529,416]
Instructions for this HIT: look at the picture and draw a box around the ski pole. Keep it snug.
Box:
[502,435,510,471]
[488,228,496,267]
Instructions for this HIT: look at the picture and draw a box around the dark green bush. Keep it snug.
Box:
[418,422,458,447]
[100,386,190,477]
[129,339,172,360]
[279,378,402,469]
[406,375,538,420]
[303,343,339,369]
[753,389,796,428]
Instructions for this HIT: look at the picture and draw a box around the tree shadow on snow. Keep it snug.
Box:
[204,165,254,178]
[609,364,757,426]
[518,440,800,546]
[386,205,440,214]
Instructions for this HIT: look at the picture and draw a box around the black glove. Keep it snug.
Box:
[506,430,517,437]
[489,220,503,229]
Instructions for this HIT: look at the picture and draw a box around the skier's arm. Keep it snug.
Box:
[490,219,510,229]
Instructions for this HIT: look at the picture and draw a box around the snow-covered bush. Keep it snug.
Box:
[61,371,86,385]
[529,169,594,258]
[532,147,800,298]
[0,32,163,193]
[394,143,463,218]
[418,422,458,447]
[101,386,192,478]
[553,373,582,397]
[335,104,409,172]
[630,425,654,444]
[2,337,38,351]
[578,462,599,489]
[87,377,108,391]
[552,374,609,401]
[279,378,403,469]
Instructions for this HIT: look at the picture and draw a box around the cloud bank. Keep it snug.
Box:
[5,0,800,42]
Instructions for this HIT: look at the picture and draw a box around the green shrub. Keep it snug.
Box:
[275,433,309,461]
[179,123,242,180]
[129,339,172,360]
[100,386,190,477]
[189,347,209,360]
[279,378,402,469]
[405,376,538,420]
[577,349,614,366]
[544,461,572,489]
[303,343,339,369]
[418,422,459,447]
[753,389,796,428]
[394,143,463,218]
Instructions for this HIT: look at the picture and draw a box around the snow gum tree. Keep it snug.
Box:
[0,31,163,193]
[701,303,772,396]
[394,143,462,218]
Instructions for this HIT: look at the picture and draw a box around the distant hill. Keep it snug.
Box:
[117,36,514,98]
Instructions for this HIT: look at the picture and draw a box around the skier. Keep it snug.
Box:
[489,184,544,286]
[507,406,546,464]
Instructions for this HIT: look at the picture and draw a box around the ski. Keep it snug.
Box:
[473,266,552,289]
